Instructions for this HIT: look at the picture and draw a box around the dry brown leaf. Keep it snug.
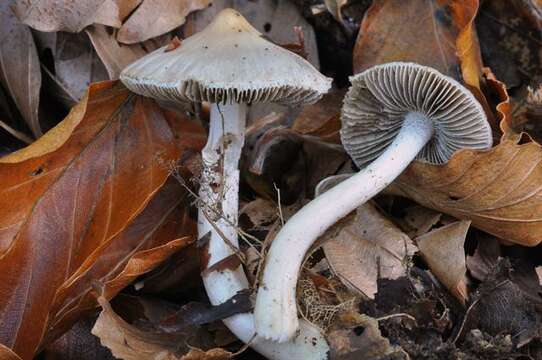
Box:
[392,137,542,247]
[86,25,168,79]
[92,296,182,360]
[353,0,482,89]
[395,205,442,238]
[466,234,501,281]
[53,32,110,101]
[43,317,115,360]
[416,220,471,304]
[239,198,278,231]
[180,348,232,360]
[327,312,402,359]
[291,90,344,144]
[92,294,243,360]
[0,81,204,358]
[13,0,139,32]
[0,344,22,360]
[243,127,348,203]
[323,202,417,299]
[0,0,41,137]
[117,0,212,44]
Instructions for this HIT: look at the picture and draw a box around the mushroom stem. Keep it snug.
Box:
[199,103,330,359]
[255,112,434,342]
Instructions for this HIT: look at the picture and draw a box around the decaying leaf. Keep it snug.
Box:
[92,296,184,360]
[86,25,168,79]
[239,198,278,231]
[0,81,203,358]
[92,292,247,360]
[0,0,41,137]
[394,205,442,238]
[243,126,348,203]
[52,32,110,101]
[354,0,483,91]
[461,259,542,347]
[392,137,542,247]
[13,0,139,32]
[323,202,416,299]
[0,344,22,360]
[416,220,471,304]
[117,0,211,44]
[327,312,403,359]
[466,233,501,281]
[180,348,232,360]
[43,317,115,360]
[291,90,344,144]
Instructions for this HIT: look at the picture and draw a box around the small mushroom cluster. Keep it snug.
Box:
[120,8,493,360]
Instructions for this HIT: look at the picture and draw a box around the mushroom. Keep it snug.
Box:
[255,62,493,342]
[120,8,332,359]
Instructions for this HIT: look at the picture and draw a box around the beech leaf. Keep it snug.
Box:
[13,0,139,33]
[86,25,167,80]
[0,81,203,358]
[323,202,417,299]
[416,220,471,304]
[117,0,212,44]
[393,138,542,247]
[0,0,41,137]
[353,0,482,89]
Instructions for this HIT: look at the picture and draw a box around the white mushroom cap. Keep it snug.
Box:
[120,8,332,105]
[341,62,493,167]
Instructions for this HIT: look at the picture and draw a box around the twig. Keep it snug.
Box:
[274,183,285,227]
[0,119,34,144]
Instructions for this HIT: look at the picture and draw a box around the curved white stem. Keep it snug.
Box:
[199,103,330,359]
[255,112,434,342]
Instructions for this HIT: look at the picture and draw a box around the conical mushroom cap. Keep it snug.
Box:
[341,62,493,167]
[120,9,332,105]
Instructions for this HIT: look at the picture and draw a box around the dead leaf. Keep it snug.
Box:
[323,202,417,299]
[483,68,514,138]
[239,198,278,231]
[353,0,482,90]
[243,127,348,203]
[0,81,203,358]
[327,312,403,359]
[42,317,115,360]
[180,348,232,360]
[291,90,344,144]
[392,137,542,247]
[0,0,41,137]
[53,32,110,101]
[416,220,471,304]
[92,296,182,360]
[395,205,442,238]
[466,233,501,281]
[86,25,169,79]
[0,344,22,360]
[462,259,542,346]
[13,0,139,32]
[117,0,212,44]
[92,293,245,360]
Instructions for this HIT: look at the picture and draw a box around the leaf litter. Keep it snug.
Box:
[1,0,542,359]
